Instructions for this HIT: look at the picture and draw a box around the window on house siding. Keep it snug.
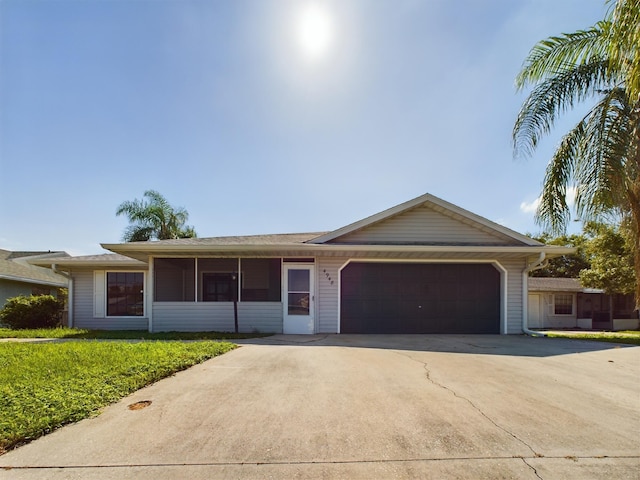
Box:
[154,258,195,301]
[107,272,144,316]
[554,294,573,315]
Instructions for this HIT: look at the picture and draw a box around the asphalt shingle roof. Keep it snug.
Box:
[528,277,584,292]
[0,250,69,287]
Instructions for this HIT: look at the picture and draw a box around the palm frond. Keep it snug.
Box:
[609,0,640,102]
[576,87,635,221]
[535,123,584,233]
[516,21,611,88]
[513,60,612,158]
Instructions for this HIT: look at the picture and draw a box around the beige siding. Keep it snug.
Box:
[316,257,349,333]
[70,269,148,330]
[334,205,516,245]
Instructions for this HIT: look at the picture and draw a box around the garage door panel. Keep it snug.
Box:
[341,263,500,334]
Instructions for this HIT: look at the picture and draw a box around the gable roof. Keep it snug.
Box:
[0,250,69,287]
[307,193,542,246]
[100,194,573,262]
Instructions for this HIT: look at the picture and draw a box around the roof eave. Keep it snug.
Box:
[0,274,68,288]
[102,242,574,261]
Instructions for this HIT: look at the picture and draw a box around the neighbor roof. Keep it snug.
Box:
[528,277,604,294]
[29,253,147,268]
[0,249,69,287]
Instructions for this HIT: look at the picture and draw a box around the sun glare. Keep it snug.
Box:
[296,4,333,60]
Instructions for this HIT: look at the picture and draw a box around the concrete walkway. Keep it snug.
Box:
[1,334,639,479]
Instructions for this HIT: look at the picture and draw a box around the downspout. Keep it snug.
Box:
[522,252,547,337]
[52,265,73,328]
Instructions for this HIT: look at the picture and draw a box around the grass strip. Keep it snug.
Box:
[0,327,271,340]
[0,340,236,453]
[546,330,640,346]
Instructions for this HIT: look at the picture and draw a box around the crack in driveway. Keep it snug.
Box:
[393,351,543,460]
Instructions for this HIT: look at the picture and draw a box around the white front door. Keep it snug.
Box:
[283,265,315,334]
[528,294,542,329]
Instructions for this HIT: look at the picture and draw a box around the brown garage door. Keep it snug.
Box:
[340,263,500,334]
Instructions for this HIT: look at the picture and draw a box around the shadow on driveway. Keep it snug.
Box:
[235,333,637,357]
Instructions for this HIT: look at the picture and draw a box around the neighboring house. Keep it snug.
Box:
[0,250,69,307]
[527,277,638,331]
[34,194,573,334]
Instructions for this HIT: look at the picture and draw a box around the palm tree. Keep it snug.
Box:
[116,190,197,242]
[512,0,640,307]
[609,0,640,102]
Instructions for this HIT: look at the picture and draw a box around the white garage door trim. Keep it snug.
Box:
[337,258,507,334]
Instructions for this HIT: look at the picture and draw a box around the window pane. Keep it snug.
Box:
[288,293,310,315]
[107,272,144,317]
[554,294,573,315]
[288,270,310,292]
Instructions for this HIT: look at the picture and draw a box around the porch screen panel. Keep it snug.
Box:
[154,258,195,301]
[241,259,281,302]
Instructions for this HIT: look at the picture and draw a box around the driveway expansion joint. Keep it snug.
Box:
[393,350,543,459]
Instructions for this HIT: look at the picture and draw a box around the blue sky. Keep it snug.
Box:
[0,0,608,255]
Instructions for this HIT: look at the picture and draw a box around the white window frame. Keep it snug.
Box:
[96,270,146,318]
[553,293,574,316]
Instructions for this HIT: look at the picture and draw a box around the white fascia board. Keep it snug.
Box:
[31,258,147,268]
[102,242,574,258]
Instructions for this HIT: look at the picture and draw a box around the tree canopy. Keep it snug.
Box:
[116,190,197,242]
[580,222,636,294]
[533,223,636,295]
[513,0,640,307]
[530,233,590,278]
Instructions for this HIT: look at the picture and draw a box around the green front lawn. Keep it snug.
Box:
[0,340,236,453]
[546,330,640,346]
[0,327,271,340]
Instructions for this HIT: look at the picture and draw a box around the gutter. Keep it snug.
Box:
[52,264,73,328]
[522,253,547,337]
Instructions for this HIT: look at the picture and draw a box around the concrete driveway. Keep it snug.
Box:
[1,335,638,479]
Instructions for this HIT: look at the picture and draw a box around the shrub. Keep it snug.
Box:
[0,295,64,329]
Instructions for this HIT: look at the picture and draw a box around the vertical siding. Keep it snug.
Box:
[334,205,516,245]
[316,257,349,333]
[70,269,148,330]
